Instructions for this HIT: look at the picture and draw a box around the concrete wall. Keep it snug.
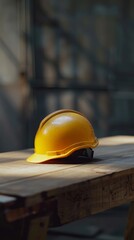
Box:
[0,0,30,151]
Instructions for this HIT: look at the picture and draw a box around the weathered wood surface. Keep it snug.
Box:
[0,135,134,225]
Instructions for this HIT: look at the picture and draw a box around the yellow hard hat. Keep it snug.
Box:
[27,109,98,163]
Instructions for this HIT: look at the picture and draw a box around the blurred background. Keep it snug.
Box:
[0,1,134,239]
[0,0,134,152]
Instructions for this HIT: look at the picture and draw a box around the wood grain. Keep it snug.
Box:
[0,135,134,225]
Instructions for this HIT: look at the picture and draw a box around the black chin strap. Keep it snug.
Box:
[79,148,94,160]
[70,148,94,161]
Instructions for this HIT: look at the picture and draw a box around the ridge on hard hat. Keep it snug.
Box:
[27,109,98,163]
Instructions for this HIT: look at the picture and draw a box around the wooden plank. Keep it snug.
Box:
[48,171,134,226]
[0,149,80,184]
[0,149,134,197]
[0,138,133,194]
[0,152,133,192]
[0,136,133,187]
[0,139,134,185]
[0,136,133,226]
[5,167,133,226]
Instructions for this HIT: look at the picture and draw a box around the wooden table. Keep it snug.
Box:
[0,135,134,240]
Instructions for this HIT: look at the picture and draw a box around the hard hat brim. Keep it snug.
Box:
[27,138,99,164]
[27,153,54,163]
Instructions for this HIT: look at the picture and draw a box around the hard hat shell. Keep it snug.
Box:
[27,109,98,163]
